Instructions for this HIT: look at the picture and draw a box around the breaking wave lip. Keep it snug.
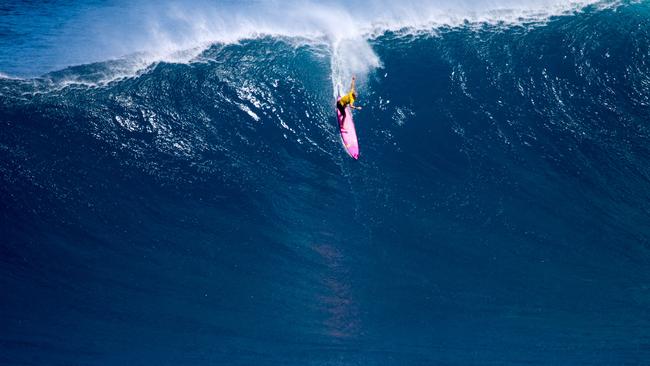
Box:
[0,72,20,80]
[372,0,619,32]
[1,0,615,89]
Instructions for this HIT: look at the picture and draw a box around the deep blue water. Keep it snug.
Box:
[2,1,650,365]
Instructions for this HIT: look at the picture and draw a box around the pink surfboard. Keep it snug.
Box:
[336,97,359,159]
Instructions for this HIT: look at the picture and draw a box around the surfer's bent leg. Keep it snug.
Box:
[337,102,346,122]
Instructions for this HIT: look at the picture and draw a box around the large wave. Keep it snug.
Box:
[1,1,650,364]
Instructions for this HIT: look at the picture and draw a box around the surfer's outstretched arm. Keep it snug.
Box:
[348,76,362,110]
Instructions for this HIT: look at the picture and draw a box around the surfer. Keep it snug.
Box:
[336,76,362,125]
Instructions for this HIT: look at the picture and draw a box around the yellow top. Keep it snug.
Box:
[339,91,355,107]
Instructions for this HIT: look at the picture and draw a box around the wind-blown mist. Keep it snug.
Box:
[2,0,602,80]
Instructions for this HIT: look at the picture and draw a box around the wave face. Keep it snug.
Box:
[2,1,650,364]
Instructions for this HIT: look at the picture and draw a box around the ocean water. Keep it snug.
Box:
[1,0,650,364]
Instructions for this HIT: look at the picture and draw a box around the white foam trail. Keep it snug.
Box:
[331,38,381,97]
